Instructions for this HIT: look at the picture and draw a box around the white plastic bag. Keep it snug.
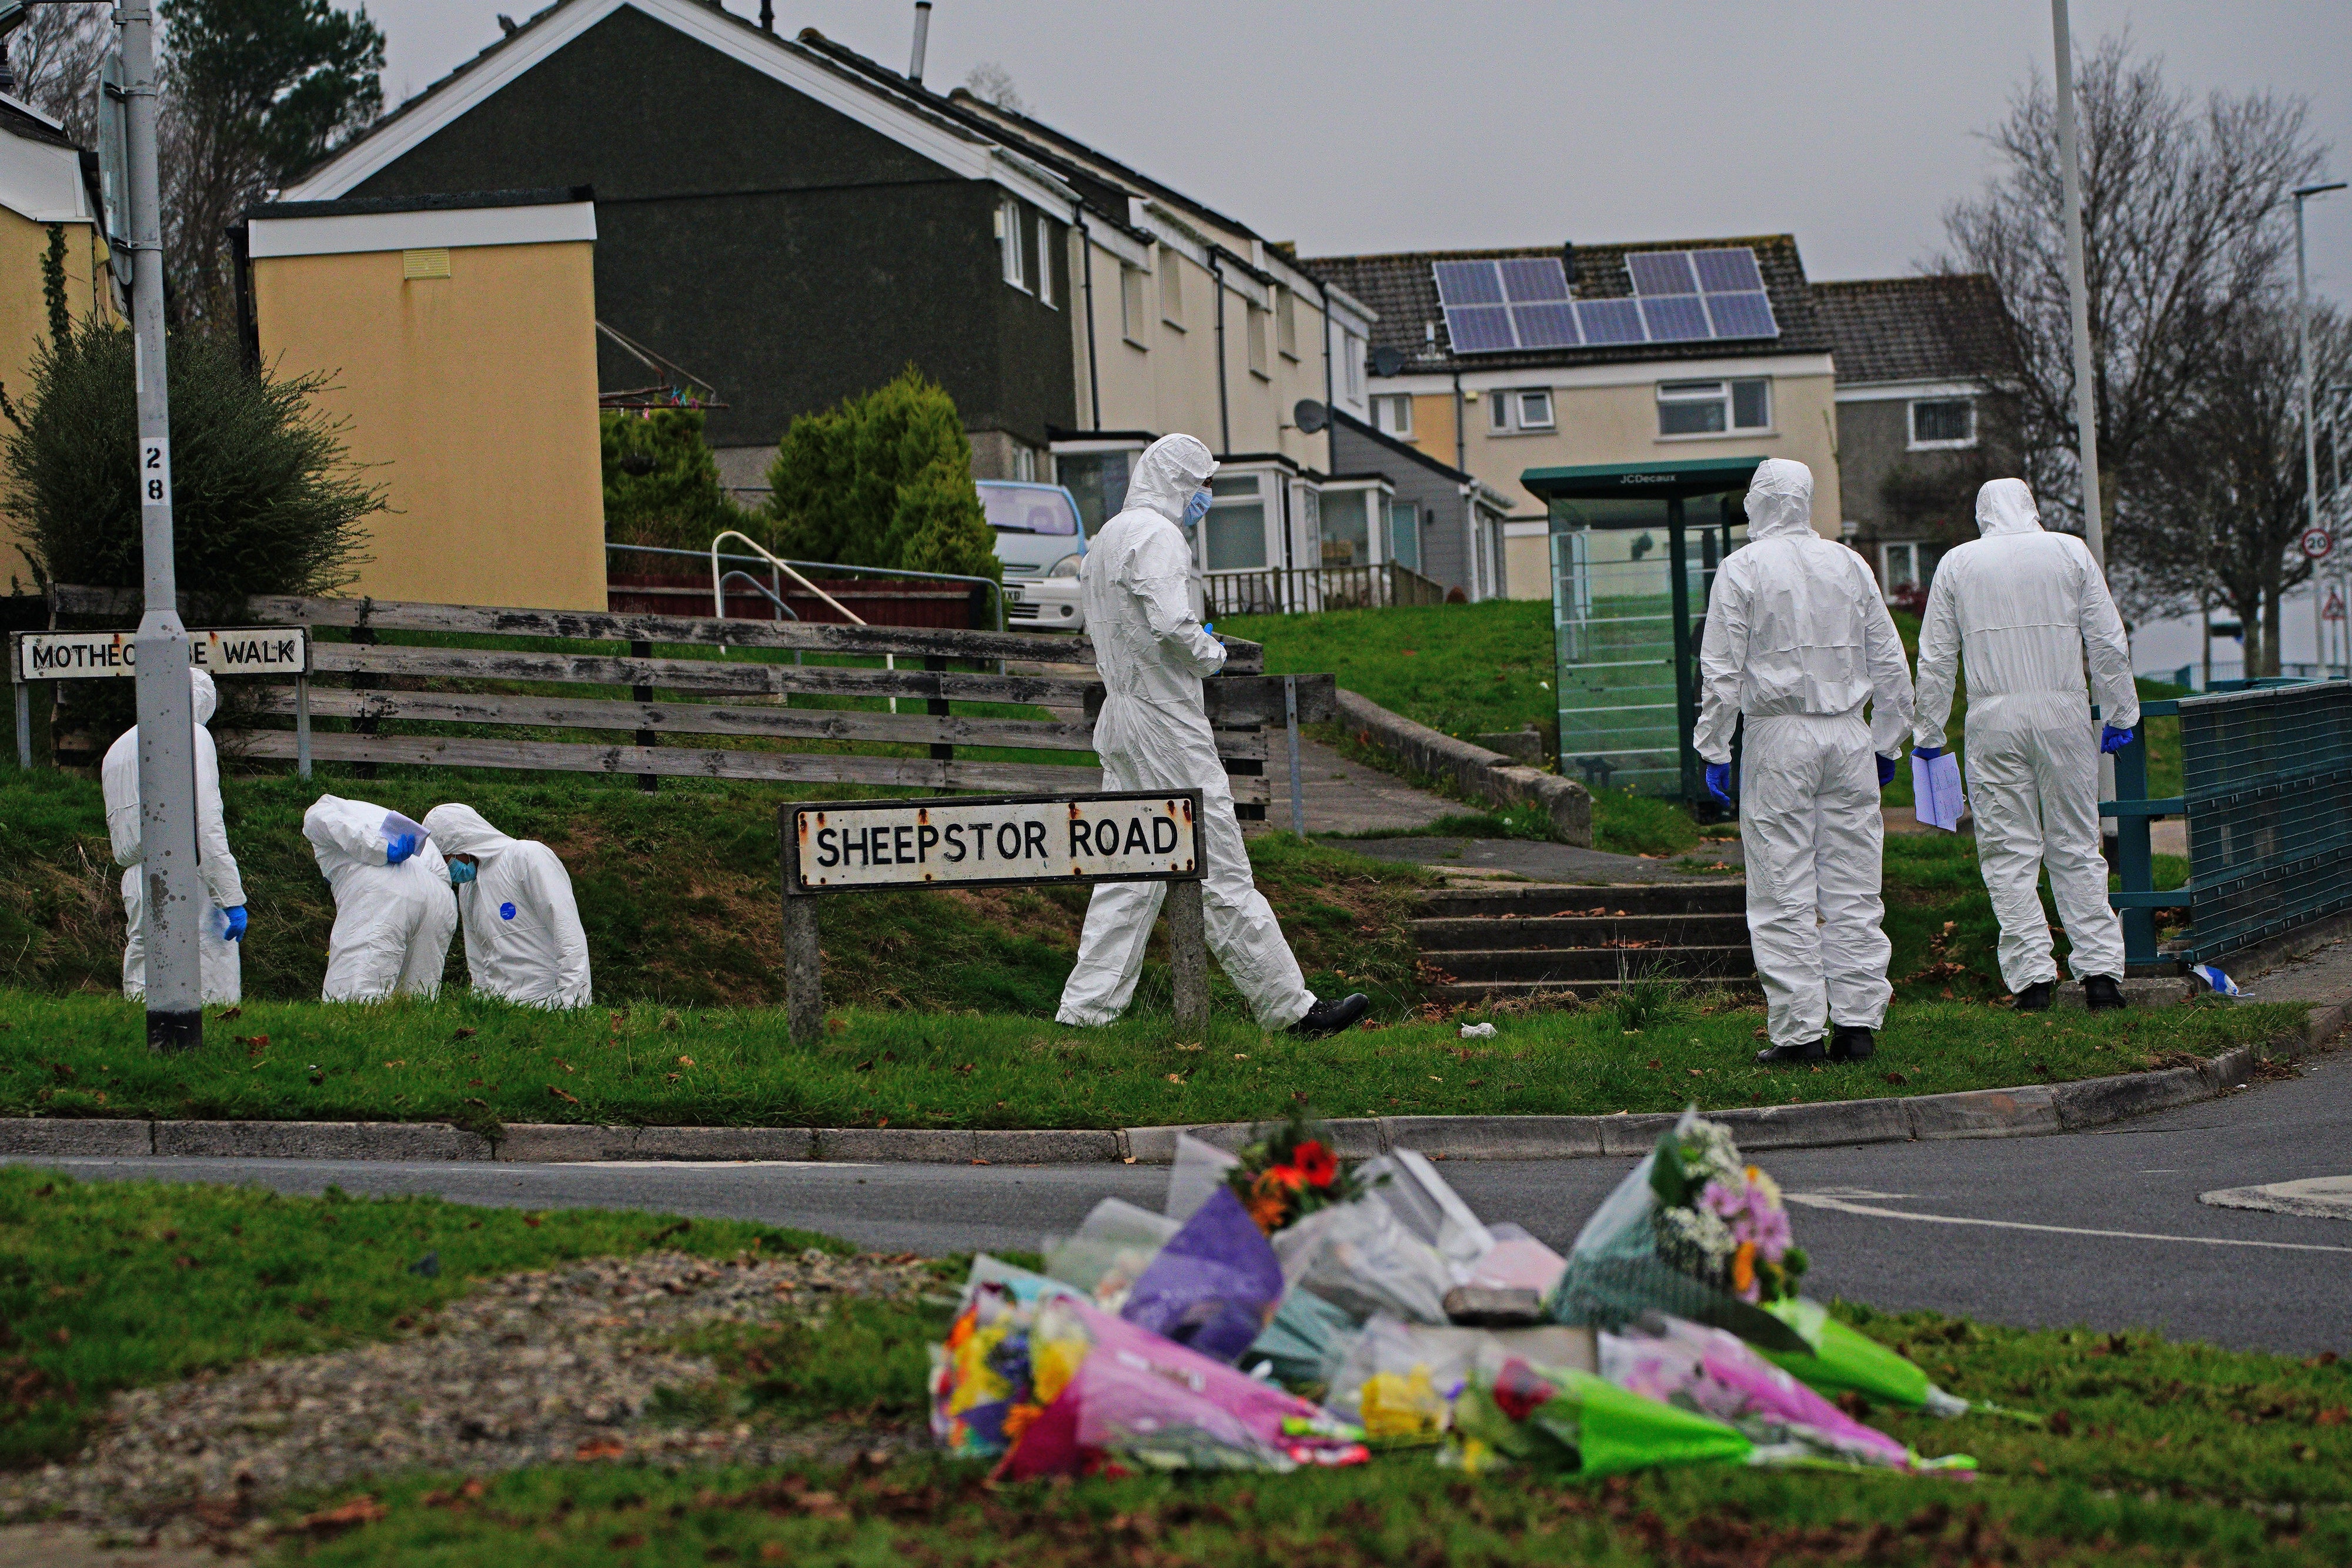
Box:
[1327,1315,1598,1433]
[1165,1131,1243,1222]
[1274,1193,1455,1325]
[1357,1148,1495,1270]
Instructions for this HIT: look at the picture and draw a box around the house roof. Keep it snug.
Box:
[1308,234,1829,376]
[1811,273,2013,386]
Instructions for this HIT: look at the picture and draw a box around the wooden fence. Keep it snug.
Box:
[46,586,1334,812]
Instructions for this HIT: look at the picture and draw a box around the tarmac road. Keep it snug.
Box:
[13,1052,2349,1357]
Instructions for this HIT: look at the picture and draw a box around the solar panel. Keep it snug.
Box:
[1693,248,1764,293]
[1511,301,1580,349]
[1432,260,1505,306]
[1575,297,1646,346]
[1627,252,1698,296]
[1445,305,1518,353]
[1499,257,1571,302]
[1640,295,1712,343]
[1703,290,1778,340]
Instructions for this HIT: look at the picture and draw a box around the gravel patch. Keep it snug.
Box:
[0,1247,941,1546]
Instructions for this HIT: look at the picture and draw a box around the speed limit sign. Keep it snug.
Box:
[2303,527,2335,560]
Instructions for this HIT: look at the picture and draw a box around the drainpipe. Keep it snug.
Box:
[1075,209,1101,428]
[907,1,931,83]
[1451,368,1466,470]
[1210,250,1231,454]
[1319,284,1335,474]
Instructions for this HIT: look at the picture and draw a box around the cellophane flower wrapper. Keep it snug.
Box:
[1445,1353,1755,1479]
[1274,1192,1455,1325]
[998,1297,1368,1479]
[1250,1289,1360,1390]
[1354,1148,1496,1269]
[1042,1198,1181,1312]
[1758,1298,1975,1418]
[1326,1315,1599,1443]
[1119,1185,1287,1364]
[1167,1132,1242,1223]
[928,1256,1087,1457]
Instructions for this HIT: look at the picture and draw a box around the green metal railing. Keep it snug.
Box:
[2103,678,2352,967]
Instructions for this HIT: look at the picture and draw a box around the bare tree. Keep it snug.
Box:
[6,3,115,145]
[961,61,1025,115]
[1940,34,2326,596]
[2130,304,2351,676]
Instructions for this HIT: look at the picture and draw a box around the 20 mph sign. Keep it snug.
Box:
[2303,528,2335,560]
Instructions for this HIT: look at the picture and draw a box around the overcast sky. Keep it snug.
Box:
[365,0,2352,305]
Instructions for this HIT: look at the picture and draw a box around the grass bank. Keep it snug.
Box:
[0,1166,838,1468]
[0,986,2298,1132]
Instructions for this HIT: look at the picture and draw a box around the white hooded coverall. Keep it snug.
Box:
[1913,478,2136,992]
[1695,459,1915,1049]
[1055,433,1316,1030]
[103,667,246,1004]
[420,804,592,1009]
[301,794,457,1002]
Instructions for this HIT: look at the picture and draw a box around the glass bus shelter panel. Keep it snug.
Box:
[1553,520,1684,794]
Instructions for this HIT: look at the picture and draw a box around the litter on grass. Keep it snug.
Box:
[931,1105,1983,1481]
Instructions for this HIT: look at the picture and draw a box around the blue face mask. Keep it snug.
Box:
[1184,488,1212,525]
[449,859,477,887]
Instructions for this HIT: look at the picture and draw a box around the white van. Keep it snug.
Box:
[977,479,1205,634]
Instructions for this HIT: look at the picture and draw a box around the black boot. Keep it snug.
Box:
[1829,1025,1875,1062]
[2083,975,2127,1011]
[1754,1038,1826,1065]
[1291,992,1369,1038]
[2013,981,2053,1012]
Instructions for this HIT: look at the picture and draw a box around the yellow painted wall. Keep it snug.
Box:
[253,240,605,610]
[0,213,118,586]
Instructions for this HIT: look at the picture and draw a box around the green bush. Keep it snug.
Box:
[763,366,998,583]
[0,320,380,608]
[601,407,749,554]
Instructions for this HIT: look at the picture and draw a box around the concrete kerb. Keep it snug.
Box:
[0,1014,2335,1171]
[1331,689,1593,847]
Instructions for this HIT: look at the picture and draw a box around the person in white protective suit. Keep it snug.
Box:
[1913,477,2136,1011]
[1055,433,1368,1037]
[300,794,458,1002]
[1696,459,1915,1065]
[103,667,248,1004]
[420,804,592,1008]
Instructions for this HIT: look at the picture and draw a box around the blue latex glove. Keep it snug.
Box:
[2100,723,2134,754]
[1703,762,1733,804]
[221,906,247,942]
[1201,622,1214,638]
[1876,753,1898,788]
[384,833,420,866]
[1912,745,1946,762]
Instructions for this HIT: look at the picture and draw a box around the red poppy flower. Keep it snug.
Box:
[1260,1163,1307,1191]
[1490,1358,1557,1422]
[1292,1140,1339,1186]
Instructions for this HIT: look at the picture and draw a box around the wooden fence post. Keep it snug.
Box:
[1169,877,1207,1034]
[631,638,658,792]
[783,894,822,1045]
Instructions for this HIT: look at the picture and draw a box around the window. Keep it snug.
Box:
[1516,389,1554,429]
[1656,377,1770,437]
[1010,446,1038,483]
[1488,392,1509,433]
[1204,475,1265,570]
[1486,387,1555,434]
[1119,265,1146,345]
[1246,302,1269,378]
[1054,448,1137,535]
[1372,393,1413,437]
[1034,215,1055,307]
[1909,397,1976,449]
[1319,488,1371,566]
[998,199,1027,291]
[1275,287,1298,358]
[1158,245,1184,327]
[1343,330,1362,397]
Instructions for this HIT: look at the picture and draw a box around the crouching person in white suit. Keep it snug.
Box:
[422,804,592,1009]
[301,794,457,1001]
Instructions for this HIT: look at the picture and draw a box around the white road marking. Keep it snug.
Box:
[1785,1191,2352,1254]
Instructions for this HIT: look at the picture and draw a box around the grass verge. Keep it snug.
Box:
[0,987,2301,1132]
[0,1166,840,1468]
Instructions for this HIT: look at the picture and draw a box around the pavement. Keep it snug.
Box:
[1258,724,1455,836]
[14,1046,2347,1356]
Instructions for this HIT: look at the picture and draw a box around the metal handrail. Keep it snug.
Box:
[603,540,1008,634]
[716,570,799,620]
[707,530,863,627]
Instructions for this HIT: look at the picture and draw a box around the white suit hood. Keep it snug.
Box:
[1124,433,1217,524]
[189,668,216,726]
[423,803,593,1009]
[1742,458,1816,542]
[1975,477,2042,538]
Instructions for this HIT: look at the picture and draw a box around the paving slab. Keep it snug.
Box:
[1254,726,1456,835]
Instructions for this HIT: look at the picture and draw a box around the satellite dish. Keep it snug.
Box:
[1371,345,1407,377]
[1292,399,1328,434]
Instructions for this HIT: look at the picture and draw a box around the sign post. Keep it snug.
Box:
[779,790,1207,1044]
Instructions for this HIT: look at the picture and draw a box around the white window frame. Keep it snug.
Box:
[1119,263,1146,347]
[1158,244,1184,330]
[998,198,1027,292]
[1342,330,1362,397]
[1275,287,1299,360]
[1515,389,1555,430]
[1655,377,1772,440]
[1907,396,1977,450]
[1314,478,1394,569]
[1488,391,1510,433]
[1486,386,1556,436]
[1011,446,1038,483]
[1372,393,1413,438]
[1034,213,1055,309]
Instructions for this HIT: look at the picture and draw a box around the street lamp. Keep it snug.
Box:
[2296,180,2345,678]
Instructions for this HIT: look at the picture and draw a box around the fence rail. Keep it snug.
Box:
[1202,562,1449,618]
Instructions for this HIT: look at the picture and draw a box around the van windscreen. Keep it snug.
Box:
[978,484,1079,535]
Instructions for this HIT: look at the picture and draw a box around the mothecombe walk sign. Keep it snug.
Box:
[14,627,309,681]
[779,790,1207,1042]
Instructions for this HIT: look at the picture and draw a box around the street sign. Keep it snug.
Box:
[2301,527,2334,560]
[14,627,309,681]
[784,790,1201,894]
[2326,587,2346,623]
[95,52,131,288]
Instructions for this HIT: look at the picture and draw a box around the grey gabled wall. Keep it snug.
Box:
[1330,414,1468,595]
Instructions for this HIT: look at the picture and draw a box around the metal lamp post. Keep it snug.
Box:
[2296,182,2346,677]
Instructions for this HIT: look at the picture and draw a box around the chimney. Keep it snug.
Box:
[758,0,772,32]
[1561,242,1578,292]
[908,1,931,84]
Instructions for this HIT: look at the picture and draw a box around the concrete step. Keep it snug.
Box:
[1424,977,1755,1005]
[1411,912,1751,949]
[1418,882,1745,920]
[1420,945,1756,984]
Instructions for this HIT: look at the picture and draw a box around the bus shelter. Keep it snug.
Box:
[1522,457,1762,805]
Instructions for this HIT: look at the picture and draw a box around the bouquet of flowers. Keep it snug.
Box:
[1647,1116,1809,1305]
[1224,1106,1375,1236]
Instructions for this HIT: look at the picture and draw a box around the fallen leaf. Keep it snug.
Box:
[296,1496,386,1535]
[1687,1068,1705,1078]
[675,1055,695,1067]
[523,1214,542,1228]
[664,1073,680,1082]
[218,1006,242,1021]
[383,1060,406,1068]
[452,1028,477,1041]
[1884,1071,1908,1085]
[1232,1053,1248,1061]
[1646,1059,1662,1070]
[1428,1075,1443,1083]
[463,1097,489,1109]
[1164,1073,1184,1084]
[2047,1409,2074,1436]
[547,1085,582,1105]
[575,1437,627,1460]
